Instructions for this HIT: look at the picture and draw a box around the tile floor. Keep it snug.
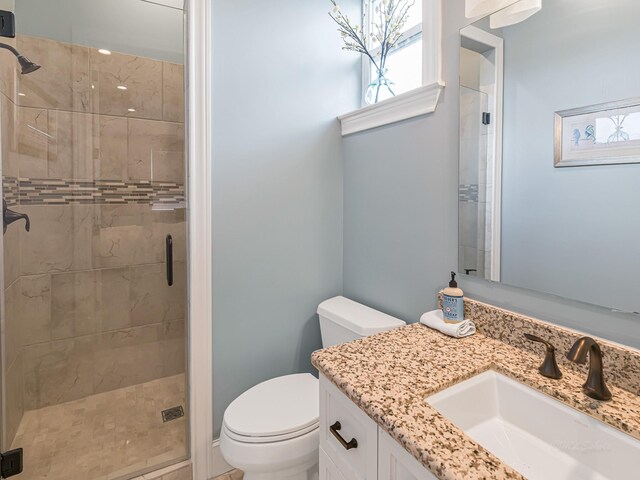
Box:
[139,464,243,480]
[213,470,244,480]
[11,374,188,480]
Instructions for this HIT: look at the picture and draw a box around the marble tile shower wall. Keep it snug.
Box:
[0,34,186,445]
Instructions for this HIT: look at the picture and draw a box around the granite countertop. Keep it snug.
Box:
[311,323,640,480]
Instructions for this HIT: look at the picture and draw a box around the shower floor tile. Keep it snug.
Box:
[11,374,188,480]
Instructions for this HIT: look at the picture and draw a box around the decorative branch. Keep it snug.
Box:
[328,0,415,103]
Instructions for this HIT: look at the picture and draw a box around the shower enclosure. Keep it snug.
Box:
[0,1,189,478]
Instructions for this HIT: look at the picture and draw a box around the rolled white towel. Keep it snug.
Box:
[419,309,476,338]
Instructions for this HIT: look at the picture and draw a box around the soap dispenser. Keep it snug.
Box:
[442,272,464,324]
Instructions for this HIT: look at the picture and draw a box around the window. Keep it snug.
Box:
[364,0,424,100]
[338,0,444,135]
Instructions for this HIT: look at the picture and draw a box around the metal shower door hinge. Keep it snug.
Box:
[1,448,23,478]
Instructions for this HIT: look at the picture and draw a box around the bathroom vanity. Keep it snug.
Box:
[319,374,436,480]
[312,297,640,480]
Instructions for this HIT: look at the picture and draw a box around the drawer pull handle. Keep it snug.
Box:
[329,421,358,450]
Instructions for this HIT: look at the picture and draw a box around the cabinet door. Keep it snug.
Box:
[319,375,378,480]
[320,447,347,480]
[378,428,438,480]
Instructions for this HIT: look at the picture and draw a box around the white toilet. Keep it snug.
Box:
[219,296,406,480]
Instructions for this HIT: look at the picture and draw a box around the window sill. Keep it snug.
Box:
[338,81,445,136]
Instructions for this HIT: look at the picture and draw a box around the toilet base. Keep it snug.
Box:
[220,424,319,480]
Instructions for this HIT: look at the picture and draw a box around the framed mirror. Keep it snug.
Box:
[458,0,640,314]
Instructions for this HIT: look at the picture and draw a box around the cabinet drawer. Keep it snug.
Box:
[319,374,378,480]
[320,447,347,480]
[378,428,438,480]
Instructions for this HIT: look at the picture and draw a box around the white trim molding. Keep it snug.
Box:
[423,0,444,86]
[186,0,215,479]
[339,0,444,135]
[338,81,444,135]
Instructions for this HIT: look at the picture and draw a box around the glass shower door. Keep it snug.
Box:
[1,6,26,474]
[0,1,188,478]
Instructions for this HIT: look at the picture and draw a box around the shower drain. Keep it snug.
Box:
[161,405,185,423]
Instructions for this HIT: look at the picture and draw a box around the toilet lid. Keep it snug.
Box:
[223,373,319,440]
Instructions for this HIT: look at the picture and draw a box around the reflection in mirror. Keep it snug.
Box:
[459,0,640,314]
[459,26,502,282]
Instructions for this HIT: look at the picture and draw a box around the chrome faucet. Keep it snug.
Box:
[566,337,612,401]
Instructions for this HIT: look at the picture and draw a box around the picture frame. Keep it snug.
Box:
[554,97,640,167]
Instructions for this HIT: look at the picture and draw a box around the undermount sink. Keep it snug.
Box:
[425,370,639,480]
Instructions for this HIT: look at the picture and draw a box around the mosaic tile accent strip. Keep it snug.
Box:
[2,176,19,206]
[438,294,640,396]
[16,178,185,206]
[458,184,479,202]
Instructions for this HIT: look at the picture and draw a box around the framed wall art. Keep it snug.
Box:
[555,97,640,167]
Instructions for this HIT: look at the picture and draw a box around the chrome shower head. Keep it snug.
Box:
[0,42,41,75]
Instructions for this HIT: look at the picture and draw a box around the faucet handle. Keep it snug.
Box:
[524,333,563,380]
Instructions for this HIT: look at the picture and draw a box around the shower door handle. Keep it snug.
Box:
[165,234,173,286]
[3,199,30,235]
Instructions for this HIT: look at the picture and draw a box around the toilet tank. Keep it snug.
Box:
[317,296,406,348]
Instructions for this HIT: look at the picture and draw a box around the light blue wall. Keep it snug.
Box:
[343,0,640,347]
[15,0,183,63]
[343,111,458,321]
[500,0,640,313]
[211,0,360,436]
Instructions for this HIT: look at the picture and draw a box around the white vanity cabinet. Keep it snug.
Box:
[319,374,378,479]
[319,447,347,480]
[378,429,438,480]
[319,374,438,480]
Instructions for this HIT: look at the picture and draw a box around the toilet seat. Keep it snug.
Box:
[222,373,319,444]
[222,421,318,444]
